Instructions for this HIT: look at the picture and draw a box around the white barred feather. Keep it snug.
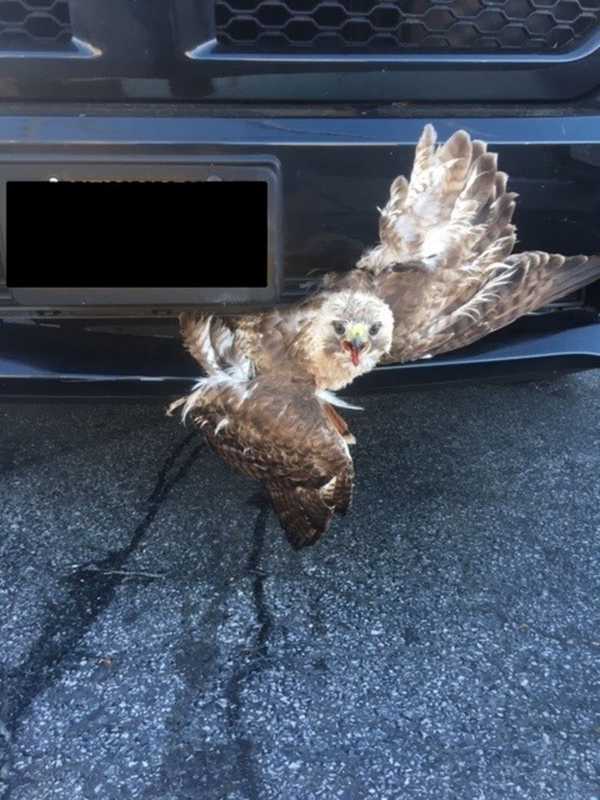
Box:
[357,125,516,275]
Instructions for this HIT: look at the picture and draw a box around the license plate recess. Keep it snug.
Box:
[2,157,281,307]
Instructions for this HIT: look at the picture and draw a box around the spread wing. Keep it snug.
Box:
[378,251,600,363]
[352,124,600,363]
[169,373,353,549]
[358,123,517,275]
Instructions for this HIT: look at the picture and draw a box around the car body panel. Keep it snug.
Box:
[1,318,600,400]
[0,109,599,310]
[1,0,599,396]
[1,0,600,102]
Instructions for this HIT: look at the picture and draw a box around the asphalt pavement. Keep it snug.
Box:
[1,372,600,800]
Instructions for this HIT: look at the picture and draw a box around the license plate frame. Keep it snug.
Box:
[2,156,281,307]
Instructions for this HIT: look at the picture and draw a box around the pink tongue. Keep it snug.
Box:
[350,346,360,367]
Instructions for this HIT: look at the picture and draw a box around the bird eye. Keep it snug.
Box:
[332,321,346,336]
[369,323,382,336]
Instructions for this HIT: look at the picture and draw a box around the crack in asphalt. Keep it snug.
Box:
[0,432,203,799]
[144,493,275,800]
[224,497,273,800]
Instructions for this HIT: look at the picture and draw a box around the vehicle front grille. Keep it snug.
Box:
[0,0,73,51]
[215,0,600,53]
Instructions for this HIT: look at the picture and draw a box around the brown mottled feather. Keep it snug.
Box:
[347,125,599,364]
[172,124,600,549]
[416,253,600,361]
[350,249,600,365]
[176,374,353,548]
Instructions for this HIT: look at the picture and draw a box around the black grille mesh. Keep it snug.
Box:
[215,0,600,52]
[0,0,73,51]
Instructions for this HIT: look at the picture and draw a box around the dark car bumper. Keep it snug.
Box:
[1,318,600,401]
[0,108,599,397]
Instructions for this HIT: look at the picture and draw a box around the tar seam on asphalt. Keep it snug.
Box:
[0,431,204,798]
[224,493,273,800]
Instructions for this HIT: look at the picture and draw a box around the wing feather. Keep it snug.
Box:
[358,125,516,275]
[374,252,600,364]
[169,373,353,549]
[353,124,600,364]
[421,253,600,360]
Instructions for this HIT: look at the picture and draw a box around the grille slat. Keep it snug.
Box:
[215,0,600,52]
[0,0,73,51]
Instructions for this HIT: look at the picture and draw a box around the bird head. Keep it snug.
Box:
[308,290,394,389]
[333,320,373,367]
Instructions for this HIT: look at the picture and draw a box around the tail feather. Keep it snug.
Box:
[267,481,334,549]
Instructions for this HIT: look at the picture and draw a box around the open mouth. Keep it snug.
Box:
[342,340,365,367]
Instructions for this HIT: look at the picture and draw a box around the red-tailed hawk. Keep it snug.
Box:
[169,124,600,549]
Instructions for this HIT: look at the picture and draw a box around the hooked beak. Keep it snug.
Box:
[342,336,367,367]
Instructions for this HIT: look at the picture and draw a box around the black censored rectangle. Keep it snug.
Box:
[7,181,268,288]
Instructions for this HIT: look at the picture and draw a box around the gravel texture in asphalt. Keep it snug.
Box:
[1,373,600,800]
